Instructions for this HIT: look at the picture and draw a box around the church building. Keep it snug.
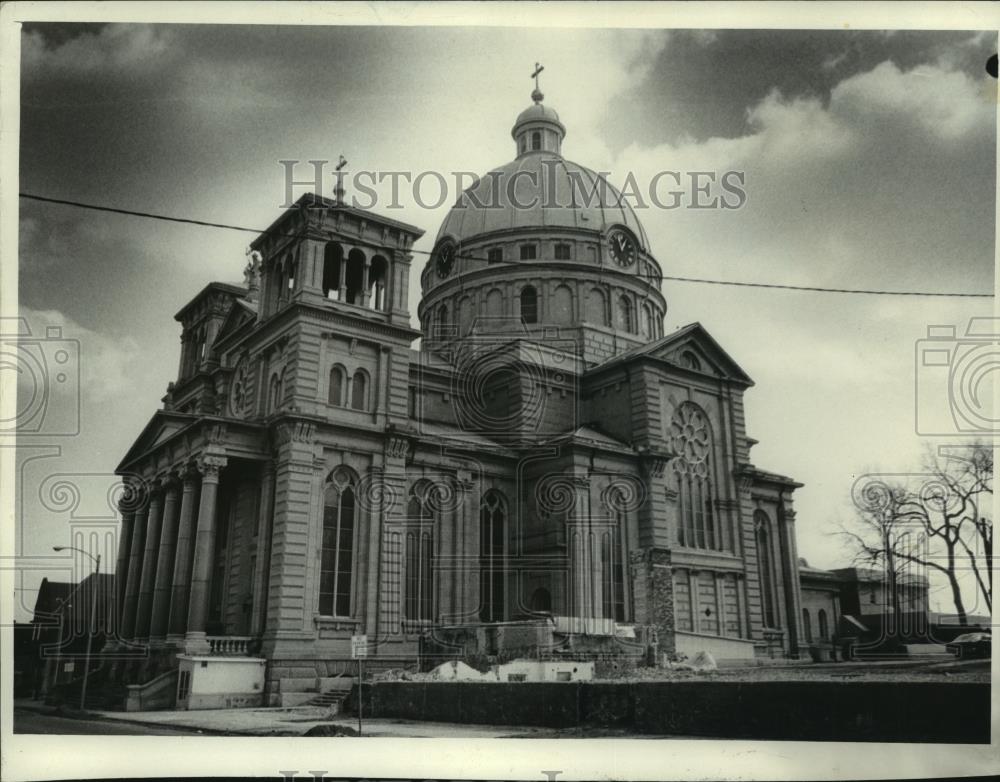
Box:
[110,81,809,707]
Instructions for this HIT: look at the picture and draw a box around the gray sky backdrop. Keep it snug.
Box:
[13,23,997,619]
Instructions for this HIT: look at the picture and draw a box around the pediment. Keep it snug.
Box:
[116,411,197,473]
[214,299,257,347]
[591,323,753,386]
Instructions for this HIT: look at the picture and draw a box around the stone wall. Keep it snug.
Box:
[357,680,989,742]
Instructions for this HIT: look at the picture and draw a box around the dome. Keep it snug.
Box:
[436,154,650,249]
[514,102,564,129]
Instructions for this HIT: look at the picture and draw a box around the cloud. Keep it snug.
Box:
[22,23,176,80]
[17,307,143,405]
[830,60,993,142]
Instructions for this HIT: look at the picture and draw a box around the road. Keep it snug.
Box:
[13,708,208,736]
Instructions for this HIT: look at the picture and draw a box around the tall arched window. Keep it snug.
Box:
[643,304,656,340]
[520,286,538,324]
[405,481,435,622]
[617,295,634,333]
[345,249,366,305]
[480,490,507,622]
[531,131,541,151]
[755,510,777,628]
[351,370,368,411]
[802,608,813,643]
[601,490,628,622]
[671,403,718,550]
[328,366,345,406]
[319,468,357,617]
[818,609,829,640]
[323,242,342,300]
[437,303,449,334]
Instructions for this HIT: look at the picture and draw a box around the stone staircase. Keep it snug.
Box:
[277,675,354,709]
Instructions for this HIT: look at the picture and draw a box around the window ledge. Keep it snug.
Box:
[313,616,361,631]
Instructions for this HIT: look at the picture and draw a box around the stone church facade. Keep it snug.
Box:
[112,89,807,703]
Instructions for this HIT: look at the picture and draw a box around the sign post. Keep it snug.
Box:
[351,634,367,736]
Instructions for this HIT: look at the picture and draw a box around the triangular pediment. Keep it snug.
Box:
[116,410,198,473]
[589,323,753,386]
[214,298,257,348]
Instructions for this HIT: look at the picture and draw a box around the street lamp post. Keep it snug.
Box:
[54,546,101,711]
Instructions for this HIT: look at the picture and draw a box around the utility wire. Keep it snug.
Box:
[20,192,994,299]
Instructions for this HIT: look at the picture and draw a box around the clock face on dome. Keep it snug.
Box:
[608,229,637,267]
[435,244,456,278]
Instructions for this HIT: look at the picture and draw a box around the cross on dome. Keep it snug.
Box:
[531,62,544,103]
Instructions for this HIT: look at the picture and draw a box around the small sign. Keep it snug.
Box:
[351,634,368,659]
[63,661,75,673]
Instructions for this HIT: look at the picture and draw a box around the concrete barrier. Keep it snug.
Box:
[358,680,989,742]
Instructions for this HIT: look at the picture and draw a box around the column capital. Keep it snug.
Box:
[197,454,228,481]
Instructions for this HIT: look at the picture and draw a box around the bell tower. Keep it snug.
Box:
[247,193,424,425]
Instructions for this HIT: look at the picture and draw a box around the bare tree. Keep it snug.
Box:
[842,443,993,628]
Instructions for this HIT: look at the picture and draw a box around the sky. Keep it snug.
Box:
[10,20,997,620]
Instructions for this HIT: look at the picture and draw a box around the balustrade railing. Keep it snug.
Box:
[206,636,256,656]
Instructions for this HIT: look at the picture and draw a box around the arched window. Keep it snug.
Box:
[818,609,829,640]
[617,295,634,333]
[328,365,345,406]
[802,608,813,643]
[520,286,538,324]
[405,481,435,622]
[671,402,718,550]
[351,370,368,411]
[681,350,701,371]
[755,510,777,628]
[437,303,449,334]
[586,286,608,327]
[345,249,366,305]
[319,468,357,617]
[531,131,541,151]
[480,490,507,622]
[643,304,656,340]
[601,490,629,622]
[323,242,343,300]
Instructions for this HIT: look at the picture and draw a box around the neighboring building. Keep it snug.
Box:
[797,559,841,660]
[21,575,115,698]
[828,566,932,652]
[109,85,814,708]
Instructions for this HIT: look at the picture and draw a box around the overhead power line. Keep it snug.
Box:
[19,192,994,299]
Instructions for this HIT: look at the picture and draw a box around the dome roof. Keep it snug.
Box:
[436,154,650,248]
[514,102,563,127]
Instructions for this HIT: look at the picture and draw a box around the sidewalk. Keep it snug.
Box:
[14,699,546,737]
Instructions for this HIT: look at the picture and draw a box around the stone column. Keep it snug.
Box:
[361,258,371,308]
[166,469,200,641]
[119,501,149,640]
[777,503,804,658]
[185,455,227,653]
[113,503,136,636]
[148,478,182,642]
[250,460,276,637]
[134,487,166,641]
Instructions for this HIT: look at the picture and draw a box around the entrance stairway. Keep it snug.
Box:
[278,675,354,710]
